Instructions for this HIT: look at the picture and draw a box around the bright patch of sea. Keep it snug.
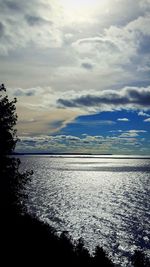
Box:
[19,155,150,266]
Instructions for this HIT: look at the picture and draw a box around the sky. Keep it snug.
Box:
[1,0,150,154]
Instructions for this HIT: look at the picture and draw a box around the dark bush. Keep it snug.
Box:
[131,250,150,267]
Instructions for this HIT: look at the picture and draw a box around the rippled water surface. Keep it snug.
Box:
[20,155,150,266]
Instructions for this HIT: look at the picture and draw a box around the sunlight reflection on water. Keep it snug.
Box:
[20,156,150,266]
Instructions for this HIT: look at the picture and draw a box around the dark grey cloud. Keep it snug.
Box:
[138,35,150,54]
[4,1,22,11]
[57,86,150,110]
[0,22,4,38]
[25,15,52,26]
[81,62,94,70]
[0,0,28,14]
[14,88,36,96]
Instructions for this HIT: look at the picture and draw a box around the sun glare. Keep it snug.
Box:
[59,0,109,22]
[60,0,99,9]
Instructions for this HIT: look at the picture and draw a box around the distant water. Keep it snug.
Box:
[19,155,150,266]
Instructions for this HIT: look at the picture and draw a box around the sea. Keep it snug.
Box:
[19,155,150,266]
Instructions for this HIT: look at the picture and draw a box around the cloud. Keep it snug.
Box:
[25,15,53,27]
[140,0,150,9]
[8,86,57,110]
[72,13,150,65]
[0,0,150,94]
[57,86,150,111]
[117,118,129,122]
[130,130,147,133]
[81,62,94,70]
[138,111,150,117]
[144,118,150,122]
[71,120,116,126]
[13,88,41,97]
[0,22,4,38]
[119,132,138,138]
[0,0,63,54]
[72,37,118,52]
[16,103,80,136]
[16,131,149,154]
[0,0,149,63]
[119,130,147,137]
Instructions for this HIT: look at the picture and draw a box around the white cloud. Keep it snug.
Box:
[16,130,149,154]
[129,130,147,133]
[119,130,147,137]
[144,118,150,122]
[138,111,150,117]
[119,132,138,138]
[117,118,129,122]
[72,13,150,67]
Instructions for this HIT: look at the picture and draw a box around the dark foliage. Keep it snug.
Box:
[2,212,116,267]
[0,84,31,215]
[131,250,150,267]
[93,246,115,267]
[0,83,17,156]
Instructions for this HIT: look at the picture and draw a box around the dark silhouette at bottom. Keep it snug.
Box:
[1,211,115,267]
[1,210,150,267]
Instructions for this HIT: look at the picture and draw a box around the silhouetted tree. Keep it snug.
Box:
[0,84,31,215]
[0,83,17,156]
[93,245,114,267]
[131,250,150,267]
[75,237,91,265]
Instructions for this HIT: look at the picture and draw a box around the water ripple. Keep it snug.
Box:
[19,156,150,267]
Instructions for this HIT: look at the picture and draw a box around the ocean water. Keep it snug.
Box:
[19,155,150,266]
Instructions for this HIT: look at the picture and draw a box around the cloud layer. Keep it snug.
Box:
[16,130,149,154]
[58,86,150,111]
[1,0,150,154]
[0,0,63,54]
